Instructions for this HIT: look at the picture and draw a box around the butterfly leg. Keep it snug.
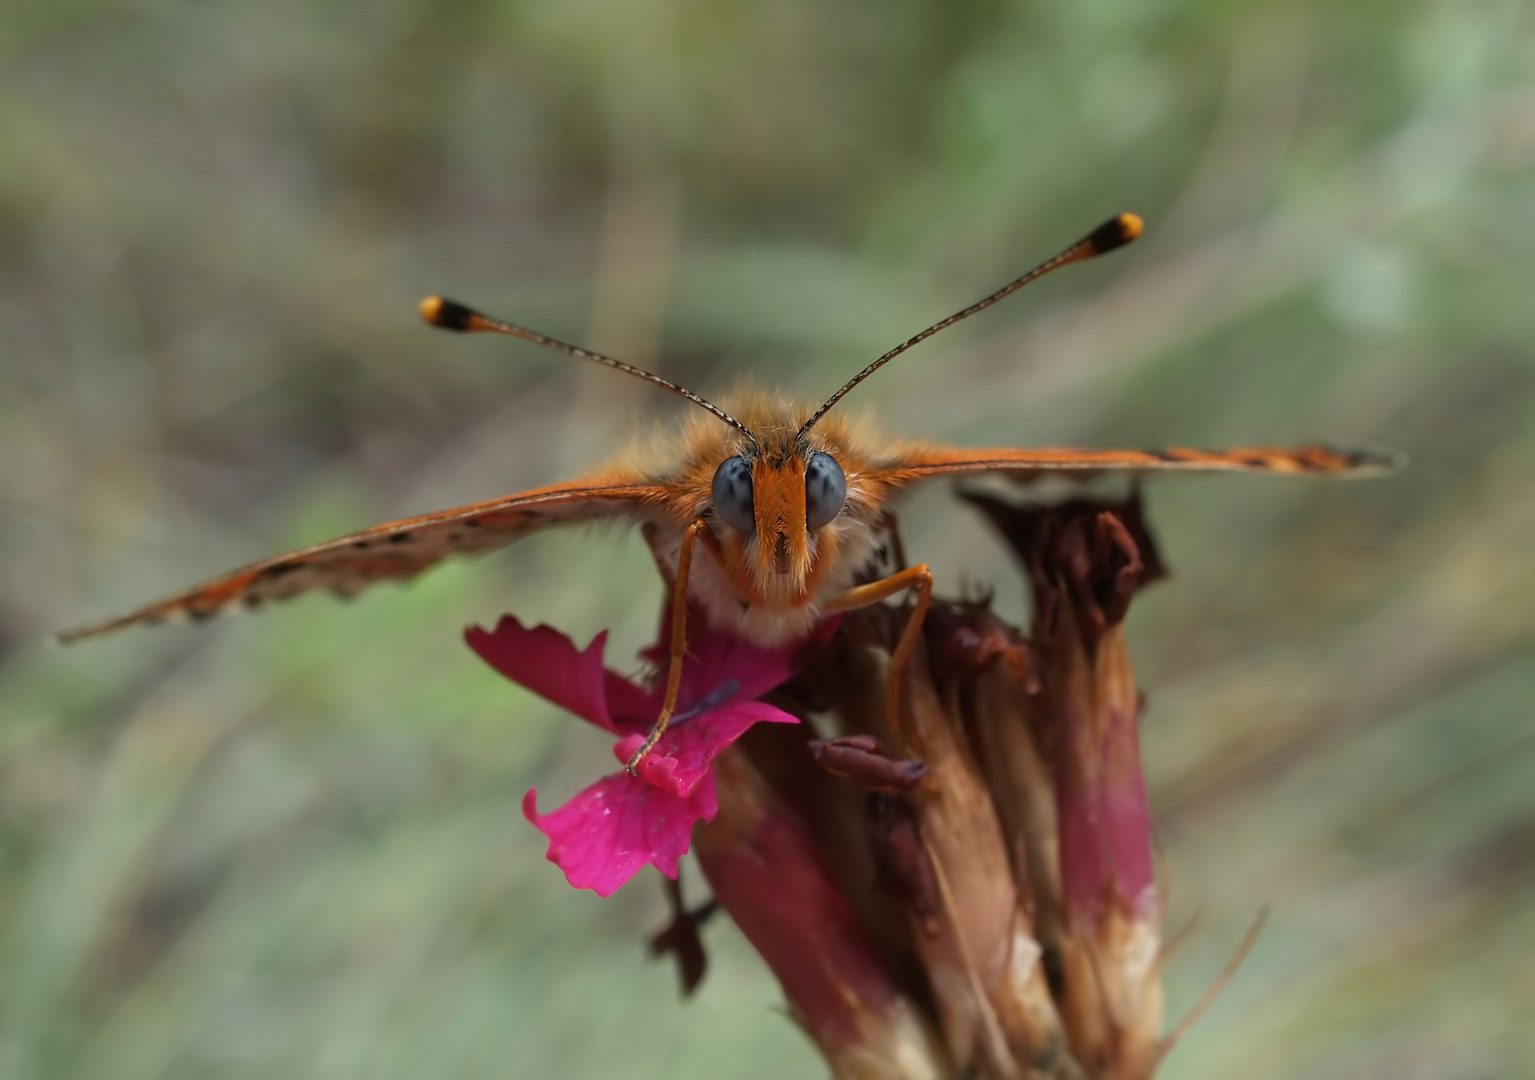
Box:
[626,518,708,773]
[820,563,934,737]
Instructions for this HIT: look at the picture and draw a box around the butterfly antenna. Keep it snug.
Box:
[799,212,1144,436]
[420,296,759,452]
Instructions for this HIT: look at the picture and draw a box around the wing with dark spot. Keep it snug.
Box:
[59,475,669,642]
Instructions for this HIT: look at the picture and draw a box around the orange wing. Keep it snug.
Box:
[868,443,1403,486]
[59,476,670,643]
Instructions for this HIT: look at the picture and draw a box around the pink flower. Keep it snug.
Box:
[467,608,832,897]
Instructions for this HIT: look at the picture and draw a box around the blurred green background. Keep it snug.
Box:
[2,0,1533,1076]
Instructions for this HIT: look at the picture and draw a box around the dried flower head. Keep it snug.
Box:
[483,492,1222,1079]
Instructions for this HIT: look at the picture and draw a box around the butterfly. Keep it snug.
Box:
[59,213,1398,767]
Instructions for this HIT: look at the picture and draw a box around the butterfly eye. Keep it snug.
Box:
[711,455,756,533]
[804,452,846,531]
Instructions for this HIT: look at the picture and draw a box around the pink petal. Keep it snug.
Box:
[466,616,652,734]
[522,773,717,897]
[614,701,799,799]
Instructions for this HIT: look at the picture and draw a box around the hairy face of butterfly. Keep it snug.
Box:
[707,445,850,605]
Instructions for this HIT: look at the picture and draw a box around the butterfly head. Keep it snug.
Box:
[705,417,851,605]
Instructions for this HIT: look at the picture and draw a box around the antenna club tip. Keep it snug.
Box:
[1085,212,1144,256]
[419,295,476,332]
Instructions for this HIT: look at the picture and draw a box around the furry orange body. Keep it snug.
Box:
[643,396,890,647]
